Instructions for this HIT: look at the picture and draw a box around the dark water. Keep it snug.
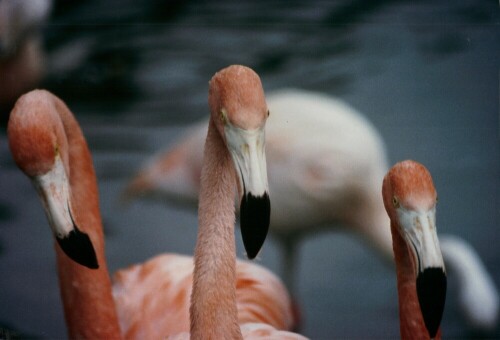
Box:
[0,0,499,338]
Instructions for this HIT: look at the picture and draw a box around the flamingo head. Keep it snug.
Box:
[208,65,270,259]
[382,160,446,338]
[8,90,98,269]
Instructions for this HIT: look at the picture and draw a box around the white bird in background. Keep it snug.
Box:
[0,0,52,112]
[439,235,499,330]
[124,89,498,332]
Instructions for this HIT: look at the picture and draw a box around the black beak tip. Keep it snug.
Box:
[56,228,99,269]
[240,192,270,260]
[416,267,447,338]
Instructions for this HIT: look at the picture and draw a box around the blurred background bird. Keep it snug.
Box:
[0,0,52,119]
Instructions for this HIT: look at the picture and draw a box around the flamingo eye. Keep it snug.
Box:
[392,196,400,208]
[54,144,60,156]
[267,110,270,117]
[219,109,228,125]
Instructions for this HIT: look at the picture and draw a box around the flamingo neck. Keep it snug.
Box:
[191,118,242,339]
[391,221,441,340]
[53,97,122,339]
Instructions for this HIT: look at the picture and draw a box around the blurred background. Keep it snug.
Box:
[0,0,498,338]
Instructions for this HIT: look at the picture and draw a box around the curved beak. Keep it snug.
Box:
[225,124,270,259]
[398,207,446,338]
[33,156,99,269]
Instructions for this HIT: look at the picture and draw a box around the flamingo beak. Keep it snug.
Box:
[398,207,446,338]
[33,155,99,269]
[225,124,270,259]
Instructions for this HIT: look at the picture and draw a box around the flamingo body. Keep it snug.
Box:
[113,254,296,338]
[168,323,307,340]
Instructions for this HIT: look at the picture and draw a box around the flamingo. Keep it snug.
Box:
[7,88,297,339]
[124,89,498,331]
[169,64,306,339]
[0,0,52,113]
[382,160,447,339]
[125,89,391,291]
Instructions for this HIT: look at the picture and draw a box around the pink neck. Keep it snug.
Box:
[190,118,242,339]
[53,97,122,339]
[391,222,441,340]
